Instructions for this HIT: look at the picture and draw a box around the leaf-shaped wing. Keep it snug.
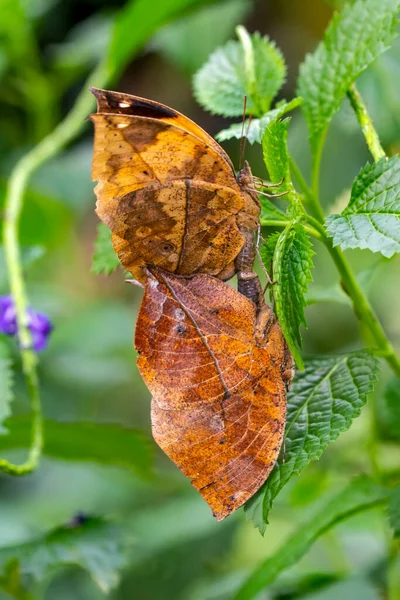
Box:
[135,269,291,520]
[91,86,233,165]
[90,88,259,281]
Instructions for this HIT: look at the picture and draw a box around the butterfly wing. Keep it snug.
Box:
[91,86,234,167]
[135,269,288,520]
[90,88,250,280]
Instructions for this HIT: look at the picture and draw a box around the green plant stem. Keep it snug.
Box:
[310,133,328,222]
[1,60,109,475]
[301,95,400,377]
[289,156,313,202]
[306,211,400,376]
[261,219,323,242]
[347,83,386,162]
[326,241,400,377]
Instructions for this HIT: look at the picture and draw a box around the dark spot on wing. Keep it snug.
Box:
[90,87,177,119]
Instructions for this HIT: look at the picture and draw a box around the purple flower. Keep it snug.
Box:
[0,295,53,352]
[0,296,18,335]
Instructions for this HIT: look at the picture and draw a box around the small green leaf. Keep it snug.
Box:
[238,477,388,599]
[245,351,379,533]
[262,118,299,206]
[389,486,400,537]
[216,98,302,144]
[0,417,153,478]
[298,0,399,152]
[384,377,400,438]
[0,517,132,594]
[259,232,280,273]
[326,155,400,257]
[273,223,314,368]
[91,222,120,276]
[193,28,286,117]
[0,341,14,434]
[260,199,288,225]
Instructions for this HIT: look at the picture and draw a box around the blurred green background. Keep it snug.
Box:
[0,0,400,598]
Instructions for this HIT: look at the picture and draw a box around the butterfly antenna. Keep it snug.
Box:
[241,115,252,169]
[239,95,247,170]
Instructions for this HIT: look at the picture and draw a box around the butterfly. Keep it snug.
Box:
[90,88,294,519]
[136,268,293,520]
[89,87,261,289]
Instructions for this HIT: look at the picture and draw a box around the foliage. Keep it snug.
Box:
[238,477,389,599]
[0,517,132,594]
[1,0,400,597]
[91,223,120,276]
[262,118,299,205]
[193,27,286,117]
[271,223,314,368]
[0,417,153,478]
[245,352,379,532]
[298,0,400,152]
[326,156,400,257]
[216,98,302,144]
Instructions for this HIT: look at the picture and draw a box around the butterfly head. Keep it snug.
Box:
[236,160,254,188]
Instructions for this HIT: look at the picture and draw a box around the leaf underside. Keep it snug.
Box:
[326,155,400,257]
[216,99,300,144]
[0,517,130,594]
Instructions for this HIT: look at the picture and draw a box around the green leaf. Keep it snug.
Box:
[153,0,250,75]
[298,0,400,152]
[326,155,400,258]
[262,118,299,205]
[244,351,378,533]
[0,417,153,478]
[259,232,280,274]
[216,97,302,144]
[273,223,314,368]
[260,199,288,225]
[237,477,388,599]
[0,517,132,594]
[0,341,14,434]
[193,27,286,117]
[91,222,120,276]
[384,377,400,439]
[389,486,400,537]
